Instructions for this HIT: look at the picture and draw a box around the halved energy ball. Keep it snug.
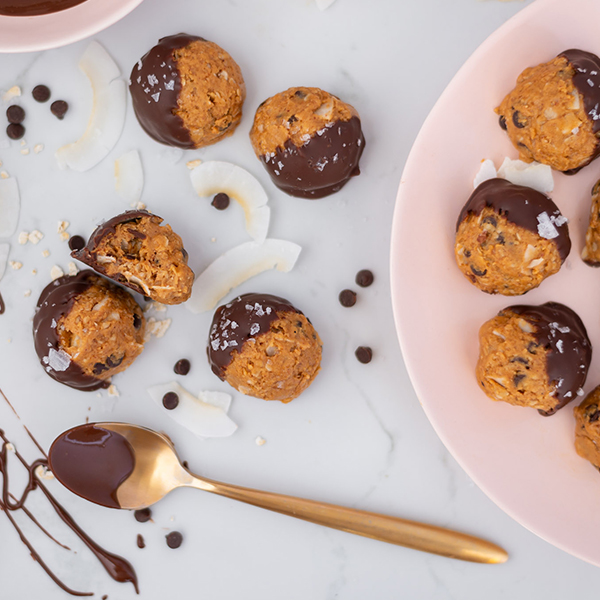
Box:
[207,293,322,402]
[455,178,570,295]
[33,271,145,391]
[249,87,365,198]
[496,49,600,173]
[476,302,591,415]
[130,33,245,149]
[72,210,194,305]
[574,386,600,470]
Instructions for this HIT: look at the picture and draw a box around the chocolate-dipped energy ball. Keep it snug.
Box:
[249,87,365,198]
[208,293,322,403]
[130,33,245,149]
[476,302,591,415]
[455,179,570,295]
[574,385,600,470]
[496,49,600,173]
[72,210,194,305]
[582,179,600,266]
[33,271,145,391]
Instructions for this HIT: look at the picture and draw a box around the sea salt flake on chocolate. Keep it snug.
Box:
[211,339,220,351]
[231,321,238,329]
[147,74,159,86]
[47,348,71,372]
[151,93,161,102]
[536,212,559,239]
[165,80,175,91]
[578,388,585,396]
[250,323,260,335]
[556,340,564,353]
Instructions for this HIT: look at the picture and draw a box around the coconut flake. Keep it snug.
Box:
[147,382,237,438]
[56,41,126,172]
[497,157,554,194]
[115,150,144,204]
[186,239,301,314]
[0,178,20,238]
[190,161,270,243]
[473,159,497,188]
[0,243,9,282]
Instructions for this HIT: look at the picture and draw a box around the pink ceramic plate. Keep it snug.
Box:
[0,0,144,53]
[391,0,600,566]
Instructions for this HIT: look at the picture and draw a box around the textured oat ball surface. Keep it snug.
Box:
[33,271,145,391]
[72,210,194,305]
[476,302,591,415]
[249,87,364,198]
[496,50,600,173]
[574,385,600,470]
[455,179,570,295]
[582,179,600,266]
[130,33,245,149]
[208,293,322,403]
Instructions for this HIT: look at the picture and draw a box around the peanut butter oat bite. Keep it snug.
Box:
[574,386,600,471]
[33,271,145,391]
[72,210,194,305]
[130,33,245,149]
[249,87,365,198]
[496,49,600,173]
[208,293,322,403]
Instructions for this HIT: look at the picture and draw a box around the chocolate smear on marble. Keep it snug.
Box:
[0,291,4,314]
[457,178,571,261]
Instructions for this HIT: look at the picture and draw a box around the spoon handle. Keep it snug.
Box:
[192,477,507,563]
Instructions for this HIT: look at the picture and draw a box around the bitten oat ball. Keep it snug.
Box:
[455,178,570,295]
[208,293,322,403]
[574,385,600,471]
[496,49,600,173]
[72,210,194,305]
[33,271,145,391]
[476,302,591,415]
[249,87,365,198]
[582,179,600,266]
[130,33,245,149]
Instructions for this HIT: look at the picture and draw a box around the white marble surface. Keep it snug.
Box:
[0,0,598,598]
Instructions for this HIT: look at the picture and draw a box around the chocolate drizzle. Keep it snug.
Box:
[208,293,300,378]
[261,116,365,198]
[129,34,204,148]
[505,302,592,415]
[457,178,571,261]
[33,271,109,391]
[0,0,87,16]
[49,424,136,509]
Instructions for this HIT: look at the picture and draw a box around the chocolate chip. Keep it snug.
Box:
[6,105,25,124]
[496,233,505,245]
[339,289,357,307]
[134,508,152,523]
[133,313,143,330]
[481,215,497,227]
[182,460,189,469]
[68,235,85,251]
[470,265,487,277]
[527,341,539,355]
[498,115,507,130]
[513,373,526,387]
[106,355,123,368]
[166,531,183,549]
[463,249,471,258]
[509,356,529,366]
[51,100,69,120]
[590,410,600,423]
[6,123,25,140]
[355,269,374,288]
[174,358,191,375]
[32,85,51,103]
[355,346,373,364]
[512,111,526,128]
[211,192,230,210]
[137,534,146,549]
[288,115,298,123]
[294,90,306,99]
[162,392,179,410]
[92,362,109,375]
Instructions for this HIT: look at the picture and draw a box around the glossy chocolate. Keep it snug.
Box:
[208,293,300,378]
[33,271,108,391]
[49,424,135,509]
[129,33,204,148]
[503,302,592,414]
[261,116,365,199]
[0,0,87,16]
[457,178,571,261]
[0,291,4,314]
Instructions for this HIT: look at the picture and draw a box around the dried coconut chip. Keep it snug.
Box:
[147,382,237,438]
[185,239,301,314]
[0,178,20,238]
[115,149,144,204]
[189,161,270,243]
[56,41,126,172]
[473,157,554,194]
[0,243,9,282]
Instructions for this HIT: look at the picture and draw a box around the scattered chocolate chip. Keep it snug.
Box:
[211,192,230,210]
[339,289,357,307]
[6,123,25,140]
[101,596,108,600]
[51,100,69,120]
[498,115,507,130]
[166,531,183,549]
[68,235,86,251]
[32,85,51,102]
[355,346,373,364]
[162,392,179,410]
[470,265,487,277]
[512,110,526,129]
[134,508,152,523]
[6,105,25,124]
[137,534,146,549]
[174,359,191,375]
[355,269,374,288]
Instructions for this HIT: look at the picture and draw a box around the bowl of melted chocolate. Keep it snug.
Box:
[0,0,144,52]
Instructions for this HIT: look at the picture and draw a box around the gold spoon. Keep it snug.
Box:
[52,422,508,564]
